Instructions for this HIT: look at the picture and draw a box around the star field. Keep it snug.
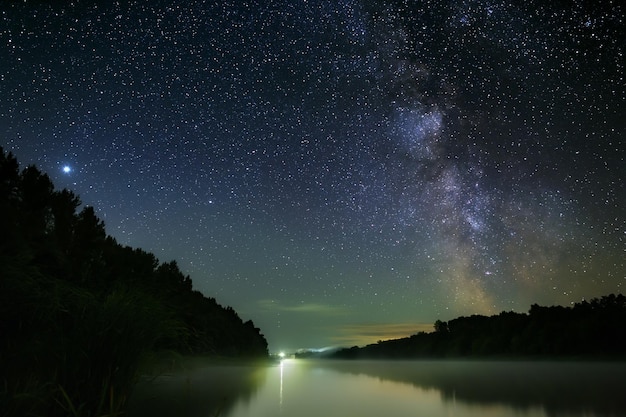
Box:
[1,0,624,351]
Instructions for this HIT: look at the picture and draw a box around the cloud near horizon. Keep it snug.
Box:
[258,299,347,315]
[331,322,434,347]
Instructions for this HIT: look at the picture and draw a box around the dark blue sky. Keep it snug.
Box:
[1,0,624,351]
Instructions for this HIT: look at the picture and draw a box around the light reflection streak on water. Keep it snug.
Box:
[279,359,283,410]
[217,360,626,417]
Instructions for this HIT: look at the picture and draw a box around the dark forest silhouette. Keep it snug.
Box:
[332,294,626,360]
[0,148,268,416]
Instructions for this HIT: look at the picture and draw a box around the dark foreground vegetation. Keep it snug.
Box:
[0,148,268,416]
[333,294,626,360]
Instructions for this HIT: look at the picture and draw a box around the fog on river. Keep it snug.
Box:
[128,359,626,417]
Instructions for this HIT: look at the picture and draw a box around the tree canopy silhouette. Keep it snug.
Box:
[333,294,626,360]
[0,147,268,416]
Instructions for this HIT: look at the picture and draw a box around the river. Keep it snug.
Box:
[127,359,626,417]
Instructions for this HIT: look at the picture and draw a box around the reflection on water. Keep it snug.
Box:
[279,359,284,409]
[129,359,626,417]
[126,363,266,417]
[310,360,626,417]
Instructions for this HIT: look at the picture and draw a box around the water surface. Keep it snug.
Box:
[129,359,626,417]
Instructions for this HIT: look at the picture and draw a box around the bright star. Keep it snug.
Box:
[62,165,72,174]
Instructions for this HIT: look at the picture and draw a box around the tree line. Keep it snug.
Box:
[332,294,626,360]
[0,148,268,416]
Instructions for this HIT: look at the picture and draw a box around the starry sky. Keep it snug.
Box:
[1,0,624,352]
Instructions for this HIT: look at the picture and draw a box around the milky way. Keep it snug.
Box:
[1,0,624,351]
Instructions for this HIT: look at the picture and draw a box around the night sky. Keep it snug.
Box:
[1,0,624,352]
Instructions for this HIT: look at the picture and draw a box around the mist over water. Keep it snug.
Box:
[129,359,626,417]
